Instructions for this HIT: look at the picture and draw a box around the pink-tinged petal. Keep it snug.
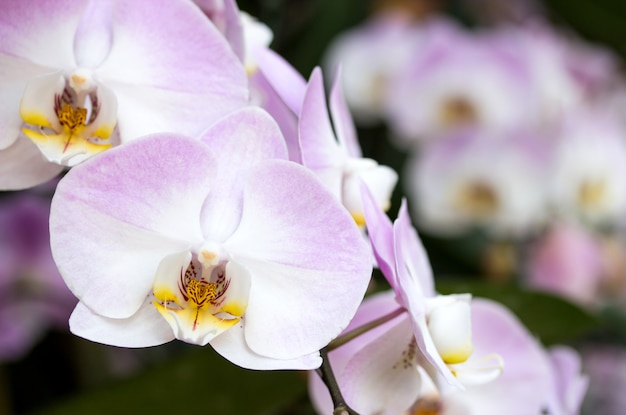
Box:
[97,0,248,139]
[73,0,113,68]
[211,325,322,370]
[395,200,435,298]
[342,315,421,415]
[225,160,371,359]
[361,183,397,288]
[199,107,288,241]
[443,298,552,414]
[299,68,344,173]
[69,300,174,347]
[546,346,589,415]
[329,66,361,158]
[309,291,407,415]
[251,71,301,163]
[0,136,63,190]
[50,135,216,318]
[0,0,83,68]
[255,48,307,114]
[0,56,53,149]
[222,0,245,62]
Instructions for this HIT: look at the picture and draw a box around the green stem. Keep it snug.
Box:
[315,347,359,415]
[327,307,405,351]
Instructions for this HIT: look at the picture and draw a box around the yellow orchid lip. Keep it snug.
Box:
[152,250,249,346]
[19,70,118,166]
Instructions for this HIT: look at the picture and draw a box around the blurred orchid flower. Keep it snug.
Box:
[406,128,549,237]
[0,0,248,189]
[385,20,535,146]
[323,11,423,124]
[49,108,372,370]
[526,223,603,307]
[0,194,76,361]
[549,110,626,227]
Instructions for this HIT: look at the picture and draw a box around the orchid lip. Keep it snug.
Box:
[19,69,117,166]
[152,248,249,346]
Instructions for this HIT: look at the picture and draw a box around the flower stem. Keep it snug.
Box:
[315,347,359,415]
[327,306,405,351]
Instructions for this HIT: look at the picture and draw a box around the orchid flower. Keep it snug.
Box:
[361,187,503,391]
[309,188,503,414]
[406,127,550,237]
[322,11,423,124]
[310,295,553,415]
[396,298,557,415]
[298,67,398,226]
[49,108,372,370]
[526,222,603,307]
[385,19,535,146]
[549,109,626,227]
[0,0,248,189]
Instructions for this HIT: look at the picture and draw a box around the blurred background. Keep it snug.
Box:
[4,0,626,413]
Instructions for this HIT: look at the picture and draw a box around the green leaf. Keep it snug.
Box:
[34,346,308,415]
[436,279,599,346]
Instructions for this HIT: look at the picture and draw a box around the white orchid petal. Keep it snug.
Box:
[211,324,322,370]
[451,353,504,385]
[342,315,422,415]
[73,0,113,68]
[427,298,474,364]
[0,135,63,190]
[225,161,371,359]
[69,300,174,348]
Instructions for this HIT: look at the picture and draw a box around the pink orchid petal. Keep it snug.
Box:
[329,66,361,158]
[255,48,307,114]
[299,68,344,173]
[251,71,301,163]
[443,298,552,414]
[199,107,287,241]
[225,160,371,359]
[309,290,408,415]
[342,315,422,415]
[395,200,436,298]
[211,325,322,370]
[69,300,174,347]
[0,0,83,69]
[50,135,216,318]
[0,135,63,190]
[360,183,397,288]
[96,0,248,140]
[547,346,589,414]
[222,0,245,62]
[73,0,113,68]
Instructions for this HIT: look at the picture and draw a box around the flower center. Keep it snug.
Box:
[439,96,478,127]
[57,104,88,131]
[20,70,117,166]
[578,178,606,211]
[455,180,499,218]
[152,249,249,345]
[411,395,443,415]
